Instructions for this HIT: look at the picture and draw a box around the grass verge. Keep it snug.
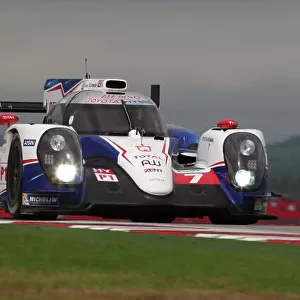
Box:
[0,225,299,299]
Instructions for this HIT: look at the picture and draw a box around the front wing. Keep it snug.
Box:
[0,159,275,220]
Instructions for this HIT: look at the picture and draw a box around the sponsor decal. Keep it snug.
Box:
[0,166,7,181]
[136,145,152,152]
[202,136,214,142]
[93,168,118,182]
[88,99,120,104]
[144,168,163,173]
[23,139,36,147]
[1,115,16,120]
[254,199,267,212]
[48,101,57,110]
[98,80,103,87]
[141,159,161,167]
[87,98,152,105]
[83,82,98,88]
[101,94,141,99]
[149,178,165,182]
[22,193,59,206]
[133,155,162,160]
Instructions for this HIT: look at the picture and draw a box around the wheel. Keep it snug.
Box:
[209,215,259,225]
[131,215,175,223]
[6,133,59,221]
[6,133,23,218]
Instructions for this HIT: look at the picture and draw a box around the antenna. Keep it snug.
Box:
[84,58,91,79]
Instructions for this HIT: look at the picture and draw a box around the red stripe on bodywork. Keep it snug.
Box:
[107,139,133,166]
[173,170,220,185]
[162,140,169,165]
[23,159,39,165]
[47,81,81,98]
[210,161,225,167]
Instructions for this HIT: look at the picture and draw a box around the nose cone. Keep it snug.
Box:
[143,177,173,196]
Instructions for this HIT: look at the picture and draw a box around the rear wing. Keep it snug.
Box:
[0,101,46,113]
[0,84,161,114]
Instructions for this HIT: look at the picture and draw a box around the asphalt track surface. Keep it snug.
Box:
[1,217,300,245]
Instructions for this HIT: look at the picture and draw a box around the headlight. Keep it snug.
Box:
[37,128,83,185]
[235,169,255,188]
[240,139,255,156]
[223,132,266,191]
[56,164,77,183]
[50,135,66,152]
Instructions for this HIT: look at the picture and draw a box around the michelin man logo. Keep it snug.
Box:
[22,193,29,206]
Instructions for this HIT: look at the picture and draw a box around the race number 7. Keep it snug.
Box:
[184,173,203,183]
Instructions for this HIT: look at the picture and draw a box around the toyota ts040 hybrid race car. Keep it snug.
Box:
[0,76,277,224]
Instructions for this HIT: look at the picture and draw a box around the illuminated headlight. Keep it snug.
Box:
[240,139,255,156]
[235,169,255,188]
[50,135,66,152]
[37,128,83,185]
[56,164,77,183]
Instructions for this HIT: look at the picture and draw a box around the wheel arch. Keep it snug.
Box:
[3,124,76,164]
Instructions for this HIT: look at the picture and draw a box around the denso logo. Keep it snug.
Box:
[101,94,141,99]
[134,155,163,160]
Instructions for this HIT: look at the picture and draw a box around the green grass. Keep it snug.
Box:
[0,224,299,299]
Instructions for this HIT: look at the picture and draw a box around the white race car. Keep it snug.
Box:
[0,75,277,224]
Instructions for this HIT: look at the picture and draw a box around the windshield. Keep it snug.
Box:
[64,104,168,136]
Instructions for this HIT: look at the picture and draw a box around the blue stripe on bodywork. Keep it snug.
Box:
[22,162,83,195]
[80,136,119,161]
[44,79,82,92]
[0,162,84,204]
[214,165,268,205]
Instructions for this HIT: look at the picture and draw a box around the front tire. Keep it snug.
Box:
[6,133,23,218]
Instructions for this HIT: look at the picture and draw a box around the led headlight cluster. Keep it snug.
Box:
[223,133,266,191]
[37,128,83,184]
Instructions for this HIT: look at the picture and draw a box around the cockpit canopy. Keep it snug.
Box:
[43,91,168,137]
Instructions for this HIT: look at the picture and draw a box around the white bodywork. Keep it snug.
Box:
[101,133,173,195]
[44,78,128,112]
[0,77,268,198]
[195,128,268,168]
[0,124,73,194]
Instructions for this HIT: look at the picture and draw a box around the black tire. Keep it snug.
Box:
[131,215,175,223]
[208,215,259,225]
[6,133,23,218]
[6,133,59,221]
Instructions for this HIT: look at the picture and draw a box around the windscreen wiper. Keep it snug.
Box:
[121,99,134,131]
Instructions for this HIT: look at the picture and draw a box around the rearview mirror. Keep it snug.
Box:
[177,148,197,165]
